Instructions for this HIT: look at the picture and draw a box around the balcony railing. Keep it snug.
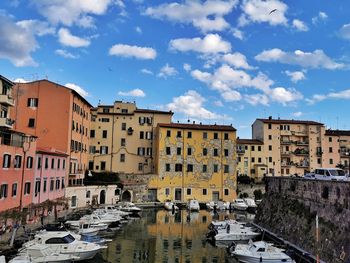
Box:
[280,140,292,145]
[0,117,14,129]
[237,149,245,154]
[0,94,15,106]
[281,151,291,156]
[296,141,309,145]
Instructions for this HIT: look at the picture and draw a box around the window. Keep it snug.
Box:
[269,157,272,163]
[251,146,255,151]
[268,135,272,140]
[146,132,152,140]
[57,159,60,169]
[100,161,106,170]
[121,109,128,113]
[213,133,218,139]
[202,164,207,173]
[63,159,66,169]
[258,146,262,151]
[166,147,171,155]
[269,145,272,151]
[187,164,193,172]
[251,157,255,163]
[12,183,17,197]
[61,178,65,189]
[224,189,229,196]
[71,196,77,207]
[121,138,126,147]
[175,163,183,172]
[0,184,8,198]
[89,146,96,154]
[258,158,262,163]
[203,189,207,195]
[28,118,35,128]
[317,158,321,164]
[140,131,144,139]
[138,163,143,171]
[121,123,126,130]
[329,159,333,165]
[120,154,125,162]
[35,180,41,195]
[165,188,170,195]
[100,146,109,154]
[213,164,218,173]
[86,190,91,198]
[45,158,49,169]
[37,157,41,169]
[203,148,207,156]
[102,130,107,138]
[238,157,241,162]
[166,130,171,137]
[137,147,145,156]
[14,155,22,168]
[203,132,207,139]
[27,98,38,107]
[329,137,332,142]
[43,180,47,192]
[187,188,191,195]
[224,149,229,157]
[3,154,11,168]
[24,182,31,195]
[26,156,33,169]
[224,165,229,173]
[213,149,218,157]
[329,147,333,153]
[147,147,152,156]
[268,124,272,129]
[187,132,192,138]
[90,130,95,138]
[139,117,145,125]
[177,131,182,138]
[101,118,110,122]
[177,147,181,155]
[50,180,54,191]
[165,163,171,172]
[51,159,55,169]
[187,147,192,155]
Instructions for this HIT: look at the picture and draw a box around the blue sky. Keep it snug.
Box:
[1,0,350,138]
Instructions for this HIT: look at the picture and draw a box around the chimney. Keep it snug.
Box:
[193,121,195,124]
[268,116,272,120]
[187,119,190,123]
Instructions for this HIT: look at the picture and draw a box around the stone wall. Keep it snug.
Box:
[255,177,350,263]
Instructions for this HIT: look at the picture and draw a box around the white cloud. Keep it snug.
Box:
[58,28,90,47]
[135,26,142,34]
[16,20,55,36]
[239,0,288,27]
[306,94,327,105]
[312,11,328,24]
[255,48,345,70]
[169,34,231,54]
[292,111,303,117]
[55,49,78,59]
[118,88,146,97]
[140,68,153,75]
[339,23,350,40]
[13,78,29,83]
[167,90,221,119]
[292,19,309,32]
[32,0,115,28]
[267,87,303,105]
[0,14,38,66]
[65,83,89,97]
[222,52,254,70]
[221,90,242,101]
[245,94,269,106]
[158,64,178,78]
[285,70,306,83]
[144,0,238,33]
[232,28,244,40]
[213,100,224,107]
[109,44,156,60]
[183,63,191,72]
[306,89,350,104]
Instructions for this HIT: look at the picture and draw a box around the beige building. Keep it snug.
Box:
[236,139,267,182]
[252,117,325,176]
[324,130,350,171]
[89,101,173,175]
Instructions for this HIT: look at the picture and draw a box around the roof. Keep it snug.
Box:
[135,109,174,115]
[0,75,14,86]
[158,123,236,131]
[237,138,263,145]
[256,118,323,126]
[91,107,173,115]
[14,79,93,108]
[36,147,69,157]
[325,129,350,136]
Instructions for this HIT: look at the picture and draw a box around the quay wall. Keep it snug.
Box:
[256,176,350,263]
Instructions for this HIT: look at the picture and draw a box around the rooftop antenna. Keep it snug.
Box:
[336,116,339,130]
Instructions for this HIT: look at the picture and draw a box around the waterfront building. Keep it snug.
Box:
[149,123,237,202]
[324,129,350,171]
[0,75,37,212]
[12,80,93,186]
[252,117,325,176]
[236,138,267,182]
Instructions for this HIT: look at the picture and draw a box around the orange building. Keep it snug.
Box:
[11,80,93,186]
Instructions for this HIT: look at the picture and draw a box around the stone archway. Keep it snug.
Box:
[100,190,106,204]
[121,190,132,202]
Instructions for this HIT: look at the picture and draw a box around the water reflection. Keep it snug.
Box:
[100,209,251,263]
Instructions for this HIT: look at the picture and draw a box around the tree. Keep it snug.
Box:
[253,189,263,200]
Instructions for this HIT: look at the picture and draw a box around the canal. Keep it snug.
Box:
[99,209,254,263]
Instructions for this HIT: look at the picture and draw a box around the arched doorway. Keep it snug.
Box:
[121,190,131,202]
[100,190,106,204]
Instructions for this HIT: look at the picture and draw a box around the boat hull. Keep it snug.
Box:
[233,254,294,263]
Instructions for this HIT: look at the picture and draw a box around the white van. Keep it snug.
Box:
[305,168,348,181]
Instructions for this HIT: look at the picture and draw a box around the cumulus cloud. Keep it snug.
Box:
[312,11,328,24]
[213,100,224,107]
[0,14,38,66]
[109,44,156,59]
[13,78,29,83]
[65,83,89,97]
[292,111,303,117]
[169,34,231,54]
[58,28,90,47]
[245,93,269,106]
[158,64,178,78]
[135,26,142,34]
[16,20,55,36]
[55,49,78,59]
[144,0,238,32]
[118,88,146,97]
[167,90,221,119]
[267,87,303,105]
[255,48,345,70]
[183,63,191,72]
[339,23,350,40]
[239,0,288,27]
[292,19,309,32]
[140,68,153,75]
[232,28,244,40]
[222,52,254,70]
[306,89,350,104]
[285,70,306,83]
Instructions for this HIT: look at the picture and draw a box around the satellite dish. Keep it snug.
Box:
[88,171,93,177]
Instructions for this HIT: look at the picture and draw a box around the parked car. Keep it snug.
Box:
[304,168,348,181]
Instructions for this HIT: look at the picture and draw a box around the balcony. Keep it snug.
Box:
[0,117,14,129]
[237,149,245,154]
[281,151,291,156]
[294,148,309,156]
[296,140,309,146]
[281,162,292,167]
[280,140,292,145]
[0,94,15,106]
[291,131,308,136]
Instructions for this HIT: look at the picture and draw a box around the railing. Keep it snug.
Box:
[237,149,245,154]
[296,141,309,145]
[0,117,14,128]
[280,140,292,144]
[0,94,15,106]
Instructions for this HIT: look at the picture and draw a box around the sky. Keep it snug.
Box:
[1,0,350,138]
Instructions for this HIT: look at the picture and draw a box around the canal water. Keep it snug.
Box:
[99,209,254,263]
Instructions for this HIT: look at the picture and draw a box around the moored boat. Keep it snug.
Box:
[187,199,200,211]
[164,201,179,211]
[232,199,248,211]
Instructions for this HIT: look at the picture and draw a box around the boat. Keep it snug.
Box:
[77,222,99,236]
[187,199,200,211]
[232,199,248,211]
[206,201,230,211]
[206,201,215,210]
[229,240,295,263]
[208,219,245,231]
[212,223,260,242]
[22,231,105,261]
[66,214,117,229]
[9,255,32,263]
[244,198,258,212]
[118,202,142,215]
[164,201,179,211]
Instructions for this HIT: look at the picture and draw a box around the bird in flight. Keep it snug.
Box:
[269,9,277,15]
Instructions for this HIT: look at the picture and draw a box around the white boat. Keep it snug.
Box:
[213,223,260,242]
[67,214,118,229]
[118,202,142,214]
[244,198,258,211]
[232,199,248,211]
[22,231,104,261]
[77,222,99,236]
[9,255,32,263]
[206,201,215,210]
[206,201,230,210]
[208,219,245,231]
[97,205,129,218]
[164,201,179,211]
[230,240,295,263]
[187,199,200,211]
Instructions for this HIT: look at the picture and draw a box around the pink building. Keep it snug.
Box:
[32,148,68,204]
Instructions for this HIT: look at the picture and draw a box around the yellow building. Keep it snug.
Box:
[236,139,267,182]
[149,123,237,202]
[252,117,325,176]
[89,101,173,174]
[324,129,350,171]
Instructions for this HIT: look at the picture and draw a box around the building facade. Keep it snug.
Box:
[12,80,92,186]
[89,101,173,174]
[236,139,267,182]
[324,129,350,171]
[149,123,237,203]
[252,117,325,176]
